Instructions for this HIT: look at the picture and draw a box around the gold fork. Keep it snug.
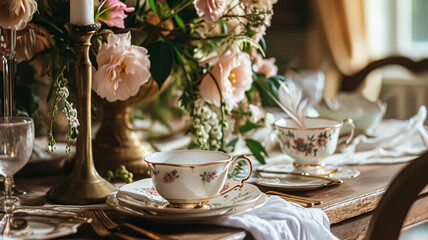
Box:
[91,209,166,240]
[266,194,315,207]
[81,211,140,240]
[266,190,322,205]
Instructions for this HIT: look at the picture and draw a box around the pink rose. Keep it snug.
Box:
[198,51,253,107]
[93,32,151,102]
[194,0,226,23]
[97,0,134,28]
[0,0,37,30]
[254,54,278,78]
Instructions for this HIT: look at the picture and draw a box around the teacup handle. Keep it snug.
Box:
[338,118,355,145]
[219,155,253,195]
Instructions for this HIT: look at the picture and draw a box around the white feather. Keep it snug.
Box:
[277,82,307,128]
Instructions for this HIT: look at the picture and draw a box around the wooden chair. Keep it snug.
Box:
[340,56,428,91]
[365,150,428,240]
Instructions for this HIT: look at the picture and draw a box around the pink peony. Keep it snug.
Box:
[194,0,226,23]
[93,32,151,102]
[0,0,37,30]
[97,0,134,28]
[198,51,253,107]
[254,54,278,78]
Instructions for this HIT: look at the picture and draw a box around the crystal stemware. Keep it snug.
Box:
[0,117,34,236]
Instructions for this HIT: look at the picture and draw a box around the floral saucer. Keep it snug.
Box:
[107,192,268,223]
[116,178,263,214]
[256,162,360,191]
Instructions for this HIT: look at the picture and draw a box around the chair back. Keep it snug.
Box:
[340,56,428,91]
[366,151,428,240]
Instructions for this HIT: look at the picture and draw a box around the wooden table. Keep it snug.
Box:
[12,162,428,240]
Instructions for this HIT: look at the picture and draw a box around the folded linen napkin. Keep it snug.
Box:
[207,196,338,240]
[323,105,428,165]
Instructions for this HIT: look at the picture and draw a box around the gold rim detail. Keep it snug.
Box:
[274,116,343,131]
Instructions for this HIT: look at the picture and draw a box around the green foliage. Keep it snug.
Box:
[238,121,262,134]
[146,41,174,89]
[253,73,287,106]
[245,139,267,164]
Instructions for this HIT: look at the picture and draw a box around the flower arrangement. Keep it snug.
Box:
[4,0,285,164]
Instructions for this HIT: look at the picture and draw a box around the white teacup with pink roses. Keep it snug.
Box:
[274,117,355,167]
[144,150,252,208]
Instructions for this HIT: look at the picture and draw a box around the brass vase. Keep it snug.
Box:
[93,78,161,177]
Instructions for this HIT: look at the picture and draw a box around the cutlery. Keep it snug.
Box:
[91,209,166,240]
[81,211,140,240]
[266,191,322,205]
[256,169,343,184]
[267,194,314,207]
[12,212,91,224]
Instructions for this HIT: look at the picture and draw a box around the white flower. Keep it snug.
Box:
[249,104,262,123]
[196,127,209,143]
[201,106,213,119]
[58,87,69,98]
[211,125,223,140]
[69,115,80,128]
[264,112,275,127]
[243,0,277,10]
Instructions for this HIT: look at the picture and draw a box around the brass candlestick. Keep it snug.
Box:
[47,23,116,204]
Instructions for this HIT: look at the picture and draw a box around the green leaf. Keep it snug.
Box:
[259,36,267,53]
[239,121,262,134]
[130,30,148,46]
[171,45,184,66]
[218,19,228,34]
[174,15,185,30]
[234,36,265,57]
[226,138,239,152]
[146,42,174,88]
[245,139,267,164]
[148,0,158,16]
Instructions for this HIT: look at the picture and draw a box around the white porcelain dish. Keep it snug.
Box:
[107,192,268,223]
[116,178,262,214]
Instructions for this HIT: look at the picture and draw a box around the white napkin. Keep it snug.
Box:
[207,196,338,240]
[324,106,428,165]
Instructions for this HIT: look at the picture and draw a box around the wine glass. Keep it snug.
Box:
[0,117,34,236]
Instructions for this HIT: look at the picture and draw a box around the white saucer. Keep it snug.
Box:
[107,192,268,223]
[255,162,360,191]
[7,216,81,239]
[117,178,262,214]
[256,175,338,191]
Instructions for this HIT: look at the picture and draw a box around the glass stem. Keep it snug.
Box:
[1,29,16,118]
[3,176,15,214]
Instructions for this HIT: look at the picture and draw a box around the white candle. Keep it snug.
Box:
[70,0,94,25]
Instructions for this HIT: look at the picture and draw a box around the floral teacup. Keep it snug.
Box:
[274,117,355,167]
[144,150,252,208]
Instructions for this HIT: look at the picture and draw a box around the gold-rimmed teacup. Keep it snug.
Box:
[274,117,355,168]
[144,150,252,208]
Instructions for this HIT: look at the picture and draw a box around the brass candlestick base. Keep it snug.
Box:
[93,79,160,177]
[47,23,115,204]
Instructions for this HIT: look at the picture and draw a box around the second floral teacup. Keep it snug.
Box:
[144,150,252,208]
[274,117,355,167]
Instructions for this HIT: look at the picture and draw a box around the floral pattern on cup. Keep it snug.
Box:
[220,182,230,193]
[283,130,333,157]
[163,170,180,183]
[200,171,217,183]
